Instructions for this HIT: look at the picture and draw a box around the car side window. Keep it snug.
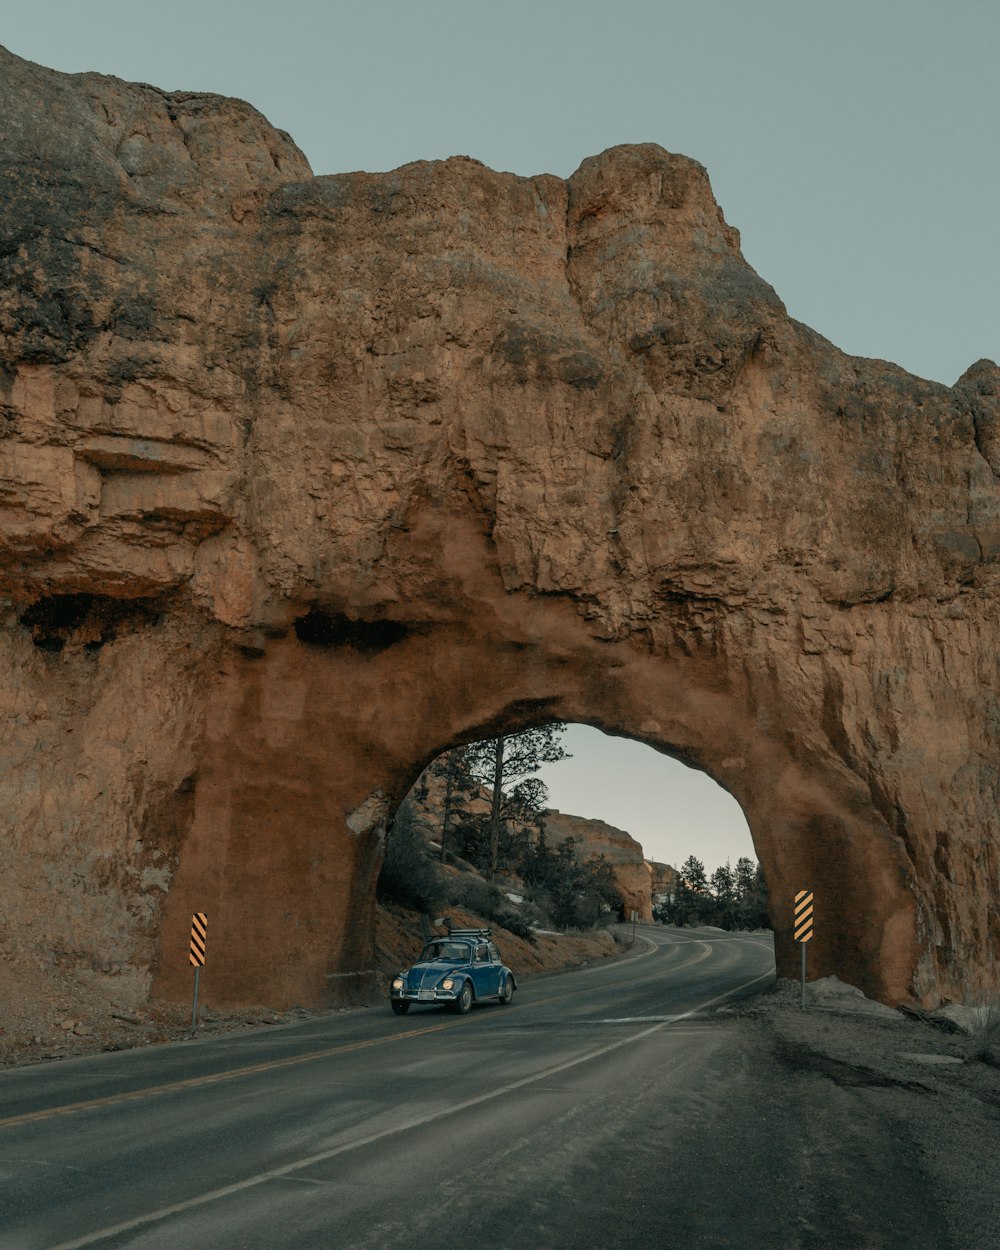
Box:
[488,943,500,963]
[476,946,489,963]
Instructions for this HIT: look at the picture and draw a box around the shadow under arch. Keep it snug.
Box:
[151,582,920,1012]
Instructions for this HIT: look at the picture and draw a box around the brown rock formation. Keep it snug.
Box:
[2,47,999,1010]
[648,861,680,911]
[542,810,653,922]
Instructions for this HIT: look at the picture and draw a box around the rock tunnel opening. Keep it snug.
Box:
[363,677,923,1011]
[148,606,927,1015]
[378,721,770,946]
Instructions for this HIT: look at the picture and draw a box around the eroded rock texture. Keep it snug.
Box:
[542,810,654,923]
[2,47,998,1009]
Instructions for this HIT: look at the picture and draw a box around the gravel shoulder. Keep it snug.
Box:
[719,978,1000,1250]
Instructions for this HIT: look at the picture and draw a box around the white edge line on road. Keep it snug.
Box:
[593,1017,710,1024]
[41,968,774,1250]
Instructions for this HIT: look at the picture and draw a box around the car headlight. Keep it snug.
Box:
[392,977,405,990]
[440,977,455,991]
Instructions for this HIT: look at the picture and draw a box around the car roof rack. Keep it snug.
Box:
[444,926,492,939]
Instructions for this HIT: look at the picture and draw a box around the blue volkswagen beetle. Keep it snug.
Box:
[389,928,516,1015]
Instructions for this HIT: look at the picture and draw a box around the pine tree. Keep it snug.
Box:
[748,862,770,929]
[423,747,477,862]
[733,855,756,928]
[679,854,708,892]
[734,856,756,898]
[463,724,570,880]
[710,862,736,930]
[671,855,707,926]
[657,854,770,932]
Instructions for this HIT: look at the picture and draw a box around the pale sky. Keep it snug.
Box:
[5,2,996,871]
[535,726,753,873]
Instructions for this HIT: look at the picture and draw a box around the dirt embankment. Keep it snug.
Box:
[0,904,622,1069]
[374,900,618,980]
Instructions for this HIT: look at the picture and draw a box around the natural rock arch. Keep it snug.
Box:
[1,47,998,1010]
[149,577,924,1009]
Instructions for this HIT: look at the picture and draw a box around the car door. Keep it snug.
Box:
[487,942,505,995]
[470,943,498,997]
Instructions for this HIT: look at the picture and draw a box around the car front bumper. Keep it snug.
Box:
[390,987,459,1004]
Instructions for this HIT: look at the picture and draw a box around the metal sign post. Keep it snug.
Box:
[801,943,807,1008]
[794,890,813,1009]
[191,967,201,1032]
[189,912,207,1032]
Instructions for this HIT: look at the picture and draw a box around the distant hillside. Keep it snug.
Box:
[398,758,680,929]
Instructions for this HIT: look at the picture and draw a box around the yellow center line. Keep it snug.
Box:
[0,1021,454,1130]
[1,934,766,1131]
[41,967,776,1250]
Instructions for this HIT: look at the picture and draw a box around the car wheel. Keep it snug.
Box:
[390,1000,409,1015]
[498,976,514,1005]
[453,981,473,1015]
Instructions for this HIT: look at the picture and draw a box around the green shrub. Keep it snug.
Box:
[510,896,550,930]
[446,874,504,917]
[493,909,536,942]
[442,875,538,942]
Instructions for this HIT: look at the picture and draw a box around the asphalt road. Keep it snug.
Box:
[0,928,952,1249]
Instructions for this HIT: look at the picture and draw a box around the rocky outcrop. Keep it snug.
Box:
[2,46,999,1010]
[542,810,653,921]
[648,861,679,910]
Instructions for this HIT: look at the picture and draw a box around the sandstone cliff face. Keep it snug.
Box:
[648,861,679,910]
[542,809,653,922]
[2,46,999,1009]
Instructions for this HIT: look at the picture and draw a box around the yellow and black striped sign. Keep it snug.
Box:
[189,912,207,967]
[794,890,814,943]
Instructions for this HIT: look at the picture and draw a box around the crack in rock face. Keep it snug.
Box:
[1,45,999,1010]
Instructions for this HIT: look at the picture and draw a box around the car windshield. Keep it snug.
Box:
[420,941,471,962]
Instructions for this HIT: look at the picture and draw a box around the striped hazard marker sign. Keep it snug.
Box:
[794,890,813,1009]
[794,891,814,943]
[189,912,207,1032]
[189,912,208,966]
